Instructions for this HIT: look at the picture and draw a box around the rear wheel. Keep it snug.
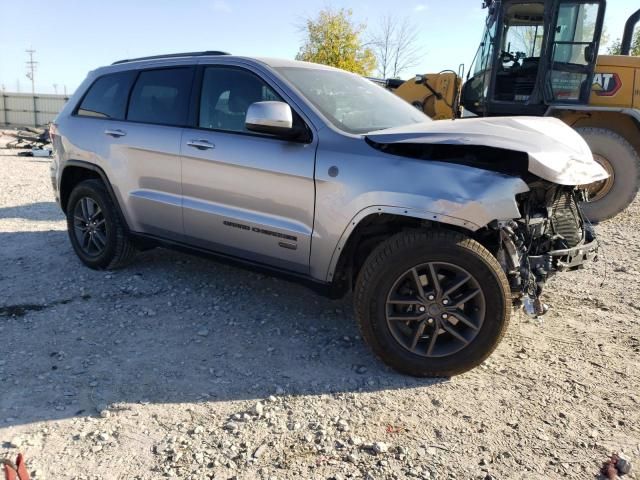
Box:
[576,127,640,222]
[354,230,510,377]
[66,179,136,270]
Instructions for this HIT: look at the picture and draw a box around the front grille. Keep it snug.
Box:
[550,191,583,247]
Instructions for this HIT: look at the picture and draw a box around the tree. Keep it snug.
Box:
[296,8,376,75]
[371,15,422,78]
[608,28,640,56]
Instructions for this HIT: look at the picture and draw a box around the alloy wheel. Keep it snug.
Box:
[73,197,107,257]
[385,262,486,357]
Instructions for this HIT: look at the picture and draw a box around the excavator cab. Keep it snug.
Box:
[463,0,606,116]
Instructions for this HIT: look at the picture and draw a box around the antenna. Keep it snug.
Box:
[25,48,37,95]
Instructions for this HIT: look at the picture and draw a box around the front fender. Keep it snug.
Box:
[308,133,530,282]
[323,205,478,283]
[311,175,529,282]
[312,177,529,282]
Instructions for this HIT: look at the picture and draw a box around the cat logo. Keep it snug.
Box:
[592,72,622,96]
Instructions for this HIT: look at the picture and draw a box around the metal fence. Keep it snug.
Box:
[0,92,70,127]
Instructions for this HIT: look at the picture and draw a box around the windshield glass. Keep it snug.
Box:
[274,66,430,134]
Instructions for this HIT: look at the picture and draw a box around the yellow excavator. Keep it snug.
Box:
[390,0,640,222]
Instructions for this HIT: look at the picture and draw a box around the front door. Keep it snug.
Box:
[181,65,316,273]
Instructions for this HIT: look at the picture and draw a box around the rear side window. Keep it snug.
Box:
[76,71,136,119]
[127,68,193,126]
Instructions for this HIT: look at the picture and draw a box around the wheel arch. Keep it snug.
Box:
[548,107,640,158]
[60,161,129,231]
[326,206,480,296]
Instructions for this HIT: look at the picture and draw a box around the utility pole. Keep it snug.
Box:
[53,83,58,94]
[25,48,37,95]
[26,49,38,126]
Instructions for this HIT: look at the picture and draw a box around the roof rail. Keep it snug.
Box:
[112,51,231,65]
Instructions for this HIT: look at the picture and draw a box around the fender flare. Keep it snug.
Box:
[324,205,480,282]
[60,160,130,231]
[545,105,640,124]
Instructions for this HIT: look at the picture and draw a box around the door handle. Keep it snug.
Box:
[187,139,215,150]
[104,129,126,138]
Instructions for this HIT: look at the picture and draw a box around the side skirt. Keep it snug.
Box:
[129,232,345,299]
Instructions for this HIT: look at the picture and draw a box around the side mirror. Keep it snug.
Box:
[245,101,295,137]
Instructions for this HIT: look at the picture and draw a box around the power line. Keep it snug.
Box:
[25,48,37,95]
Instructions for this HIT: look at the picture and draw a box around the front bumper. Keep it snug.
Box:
[529,227,598,273]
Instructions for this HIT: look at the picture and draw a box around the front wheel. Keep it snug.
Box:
[576,127,640,222]
[354,230,510,377]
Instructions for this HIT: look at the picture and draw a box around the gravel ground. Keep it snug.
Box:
[0,137,639,480]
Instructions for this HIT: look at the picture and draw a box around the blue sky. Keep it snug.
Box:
[0,0,635,94]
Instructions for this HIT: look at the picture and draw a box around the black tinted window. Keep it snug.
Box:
[199,67,281,132]
[127,68,193,126]
[77,71,135,119]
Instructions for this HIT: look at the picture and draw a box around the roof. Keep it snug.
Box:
[110,52,345,74]
[111,51,231,65]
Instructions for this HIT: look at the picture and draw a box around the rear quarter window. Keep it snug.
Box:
[76,71,136,119]
[127,68,193,126]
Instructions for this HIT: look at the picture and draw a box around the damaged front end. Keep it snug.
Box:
[494,181,598,317]
[364,117,607,317]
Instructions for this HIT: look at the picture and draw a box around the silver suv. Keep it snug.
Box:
[51,51,607,377]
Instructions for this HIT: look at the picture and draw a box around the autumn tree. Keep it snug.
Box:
[296,8,376,75]
[371,14,422,78]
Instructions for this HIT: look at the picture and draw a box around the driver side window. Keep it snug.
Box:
[553,2,599,65]
[199,67,281,133]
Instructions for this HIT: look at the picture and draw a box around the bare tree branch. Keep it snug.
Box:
[370,14,423,78]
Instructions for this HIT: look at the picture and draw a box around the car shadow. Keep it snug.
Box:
[0,229,445,428]
[0,201,61,222]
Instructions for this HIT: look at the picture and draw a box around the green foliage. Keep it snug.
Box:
[608,28,640,56]
[296,8,376,75]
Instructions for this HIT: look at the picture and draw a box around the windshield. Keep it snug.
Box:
[274,66,430,134]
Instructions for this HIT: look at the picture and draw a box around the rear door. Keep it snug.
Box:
[105,66,194,239]
[180,64,316,273]
[545,0,605,104]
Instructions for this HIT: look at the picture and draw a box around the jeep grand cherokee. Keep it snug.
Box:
[50,52,606,376]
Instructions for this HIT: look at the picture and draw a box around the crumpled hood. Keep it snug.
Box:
[366,116,609,186]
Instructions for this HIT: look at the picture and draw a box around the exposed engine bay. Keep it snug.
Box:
[493,181,598,317]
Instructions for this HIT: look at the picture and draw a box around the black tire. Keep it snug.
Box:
[354,230,510,377]
[66,179,136,270]
[576,127,640,222]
